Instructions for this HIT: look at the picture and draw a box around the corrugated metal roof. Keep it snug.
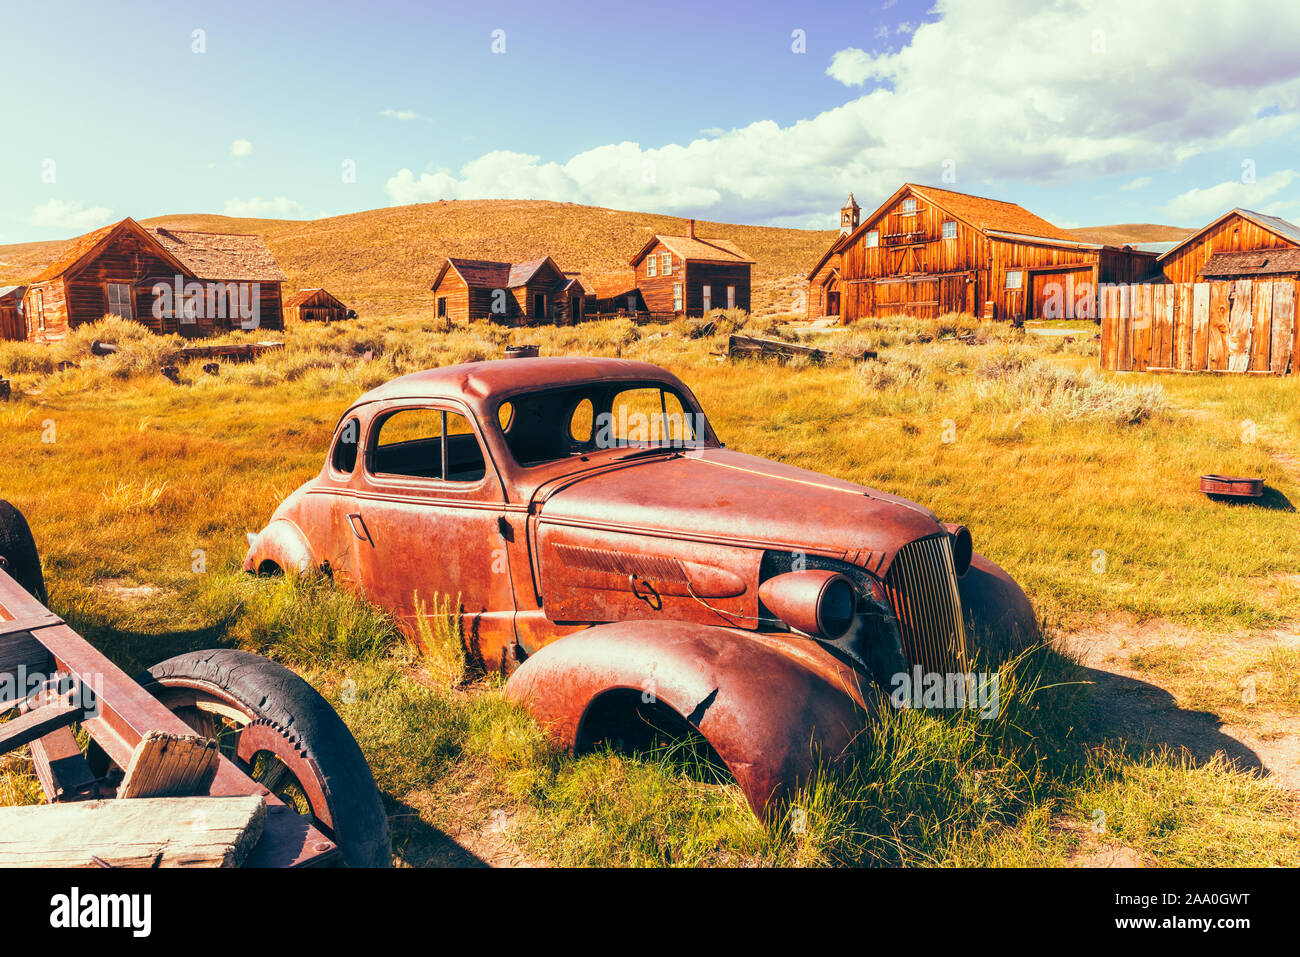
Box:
[1130,241,1181,255]
[1237,208,1300,246]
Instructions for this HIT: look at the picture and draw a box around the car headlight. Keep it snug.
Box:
[758,570,856,640]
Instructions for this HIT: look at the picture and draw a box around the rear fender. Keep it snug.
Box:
[504,620,874,817]
[242,519,315,576]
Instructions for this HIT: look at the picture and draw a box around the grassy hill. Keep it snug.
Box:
[1066,223,1195,246]
[0,200,840,317]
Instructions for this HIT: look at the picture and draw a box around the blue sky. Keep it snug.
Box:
[3,0,1299,242]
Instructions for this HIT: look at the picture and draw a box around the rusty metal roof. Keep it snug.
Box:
[355,357,684,406]
[147,227,286,282]
[1201,248,1300,277]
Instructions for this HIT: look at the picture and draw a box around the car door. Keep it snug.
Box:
[350,399,517,669]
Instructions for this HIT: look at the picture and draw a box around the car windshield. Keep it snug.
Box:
[495,382,711,468]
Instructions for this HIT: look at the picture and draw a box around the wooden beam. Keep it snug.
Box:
[117,731,219,799]
[31,726,98,801]
[0,795,266,867]
[0,698,81,755]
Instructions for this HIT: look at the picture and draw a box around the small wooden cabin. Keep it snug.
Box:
[808,184,1158,323]
[1157,208,1300,283]
[0,286,27,341]
[20,218,286,342]
[284,288,353,323]
[629,221,753,316]
[430,256,585,325]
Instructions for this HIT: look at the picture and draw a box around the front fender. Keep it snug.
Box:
[242,519,316,576]
[504,620,874,817]
[959,551,1039,661]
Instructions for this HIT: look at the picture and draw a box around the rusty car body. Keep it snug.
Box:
[244,357,1037,815]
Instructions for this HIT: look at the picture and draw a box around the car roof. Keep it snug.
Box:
[351,357,688,408]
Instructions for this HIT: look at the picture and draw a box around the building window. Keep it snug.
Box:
[673,283,683,312]
[900,198,917,214]
[702,285,712,312]
[437,297,447,318]
[647,254,657,277]
[942,220,957,239]
[661,252,672,276]
[865,230,879,248]
[1006,270,1024,290]
[727,285,736,309]
[106,283,133,320]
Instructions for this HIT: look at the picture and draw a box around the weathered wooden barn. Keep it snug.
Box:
[808,185,1158,323]
[19,218,286,342]
[0,286,27,341]
[1157,208,1300,284]
[430,256,586,325]
[284,288,354,323]
[630,221,753,316]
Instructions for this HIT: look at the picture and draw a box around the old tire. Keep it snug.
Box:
[0,499,47,604]
[145,649,392,868]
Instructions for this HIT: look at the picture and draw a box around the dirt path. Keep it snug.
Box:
[1061,620,1300,793]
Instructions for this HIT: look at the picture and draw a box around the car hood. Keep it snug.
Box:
[534,447,946,571]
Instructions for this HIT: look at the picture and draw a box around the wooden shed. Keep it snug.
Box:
[284,288,353,323]
[20,218,286,342]
[1157,208,1300,284]
[430,255,584,326]
[809,184,1158,323]
[0,286,27,341]
[629,221,753,317]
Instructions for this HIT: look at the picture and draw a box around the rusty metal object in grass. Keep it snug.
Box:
[90,340,118,356]
[1200,474,1265,499]
[728,333,875,364]
[159,365,181,383]
[202,362,220,375]
[243,357,1038,818]
[0,379,9,402]
[505,344,540,359]
[0,500,391,867]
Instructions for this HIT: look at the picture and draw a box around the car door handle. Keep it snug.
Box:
[346,512,370,542]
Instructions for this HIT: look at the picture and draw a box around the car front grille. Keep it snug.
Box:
[882,534,969,676]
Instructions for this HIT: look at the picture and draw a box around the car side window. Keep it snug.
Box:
[331,417,361,474]
[370,408,486,482]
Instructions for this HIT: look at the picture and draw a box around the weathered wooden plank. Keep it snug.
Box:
[1227,279,1254,372]
[1131,284,1149,371]
[1273,282,1296,375]
[0,796,266,868]
[1117,284,1132,371]
[0,698,81,755]
[117,731,219,799]
[31,727,97,801]
[1250,281,1273,372]
[1192,283,1211,370]
[1207,282,1231,371]
[1176,283,1194,370]
[1099,286,1115,369]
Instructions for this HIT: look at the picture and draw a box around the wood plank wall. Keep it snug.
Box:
[1100,279,1297,374]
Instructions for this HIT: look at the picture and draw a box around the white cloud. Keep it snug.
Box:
[230,138,253,158]
[827,47,874,86]
[28,199,114,232]
[222,196,305,218]
[379,109,418,121]
[1164,170,1297,222]
[1120,176,1153,191]
[386,0,1300,226]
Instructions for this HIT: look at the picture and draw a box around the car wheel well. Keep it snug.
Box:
[256,559,284,577]
[575,688,733,783]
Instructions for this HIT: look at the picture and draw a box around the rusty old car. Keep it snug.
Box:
[244,357,1037,815]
